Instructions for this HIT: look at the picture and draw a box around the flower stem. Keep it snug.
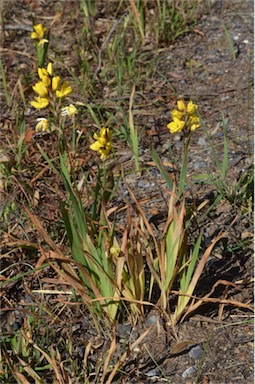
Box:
[179,134,191,194]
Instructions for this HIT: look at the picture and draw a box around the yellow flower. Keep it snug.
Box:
[47,62,53,76]
[96,127,112,142]
[55,82,72,98]
[90,141,112,159]
[167,119,185,134]
[90,128,113,159]
[32,81,48,97]
[187,100,198,115]
[31,24,46,40]
[189,116,200,131]
[38,65,52,86]
[30,97,49,109]
[172,109,183,121]
[35,118,50,132]
[37,70,51,87]
[177,100,185,111]
[110,245,120,257]
[52,76,61,92]
[38,63,53,79]
[61,104,78,117]
[31,24,48,46]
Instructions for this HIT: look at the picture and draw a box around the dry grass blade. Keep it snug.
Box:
[24,207,63,254]
[174,231,224,323]
[83,339,93,381]
[101,330,117,383]
[50,345,65,384]
[12,370,31,384]
[16,356,44,384]
[106,324,154,384]
[129,0,145,43]
[180,279,254,322]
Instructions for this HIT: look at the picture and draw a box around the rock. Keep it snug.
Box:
[189,345,204,359]
[181,365,198,378]
[145,315,159,327]
[198,137,207,146]
[146,368,161,377]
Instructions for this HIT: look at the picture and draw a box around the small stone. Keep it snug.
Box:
[189,345,204,359]
[146,368,161,377]
[198,137,207,146]
[145,315,159,327]
[220,95,230,102]
[182,365,198,378]
[116,323,132,338]
[137,180,149,189]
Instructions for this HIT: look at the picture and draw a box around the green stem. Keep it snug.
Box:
[72,118,76,153]
[179,134,190,194]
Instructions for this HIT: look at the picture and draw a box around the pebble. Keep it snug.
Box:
[116,323,132,338]
[145,315,159,327]
[181,365,198,378]
[146,368,161,377]
[137,180,150,189]
[220,95,230,101]
[189,345,204,359]
[193,161,205,170]
[198,137,207,146]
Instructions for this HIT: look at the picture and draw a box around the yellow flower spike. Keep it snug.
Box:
[32,81,48,97]
[187,100,198,115]
[90,128,113,159]
[177,100,185,112]
[47,62,53,76]
[55,82,72,98]
[35,118,50,132]
[30,96,49,109]
[61,104,78,117]
[52,76,61,92]
[168,99,200,134]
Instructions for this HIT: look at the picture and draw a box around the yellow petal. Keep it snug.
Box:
[52,76,61,91]
[31,24,46,40]
[38,38,48,47]
[172,110,183,121]
[98,137,108,146]
[100,127,112,141]
[90,141,102,151]
[30,97,49,109]
[47,62,53,76]
[187,101,198,115]
[55,82,72,98]
[35,118,50,132]
[32,82,48,97]
[177,100,185,111]
[167,120,185,133]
